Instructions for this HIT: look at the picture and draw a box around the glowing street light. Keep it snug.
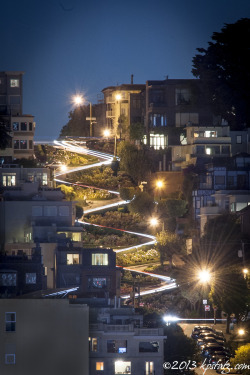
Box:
[71,94,96,137]
[60,164,67,172]
[198,269,211,283]
[72,95,83,106]
[103,129,111,138]
[243,268,248,279]
[156,180,164,189]
[238,328,245,336]
[150,217,159,227]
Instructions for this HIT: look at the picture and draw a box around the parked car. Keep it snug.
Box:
[202,344,227,357]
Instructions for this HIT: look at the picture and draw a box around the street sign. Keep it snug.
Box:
[205,305,210,311]
[203,299,207,305]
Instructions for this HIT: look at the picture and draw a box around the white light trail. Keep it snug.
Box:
[50,138,177,298]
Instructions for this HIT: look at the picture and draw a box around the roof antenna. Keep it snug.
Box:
[131,74,134,84]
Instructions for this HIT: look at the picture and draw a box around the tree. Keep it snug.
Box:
[192,18,250,129]
[158,198,188,233]
[0,117,12,150]
[201,213,242,268]
[129,122,145,142]
[164,324,200,374]
[231,343,250,375]
[156,230,184,268]
[128,191,155,216]
[209,268,249,333]
[117,141,152,184]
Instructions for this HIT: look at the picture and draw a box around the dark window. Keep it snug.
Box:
[25,273,36,284]
[107,340,127,353]
[29,140,33,149]
[10,96,20,104]
[29,122,33,131]
[21,122,27,131]
[5,313,16,332]
[236,135,242,144]
[12,122,19,131]
[215,176,225,185]
[20,140,27,149]
[88,277,110,289]
[151,90,165,104]
[139,341,159,352]
[0,272,16,286]
[14,140,19,149]
[221,145,230,154]
[237,174,247,189]
[228,176,235,187]
[196,146,205,155]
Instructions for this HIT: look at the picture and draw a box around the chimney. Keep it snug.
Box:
[131,74,134,84]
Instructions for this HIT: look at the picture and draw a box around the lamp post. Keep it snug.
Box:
[72,95,96,137]
[149,217,164,233]
[198,269,212,323]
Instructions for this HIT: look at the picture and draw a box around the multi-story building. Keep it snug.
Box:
[0,71,35,163]
[0,299,89,375]
[0,165,52,188]
[192,154,250,234]
[0,245,46,297]
[101,78,145,140]
[56,247,121,298]
[89,307,166,375]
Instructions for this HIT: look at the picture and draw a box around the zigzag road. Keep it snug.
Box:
[53,140,177,298]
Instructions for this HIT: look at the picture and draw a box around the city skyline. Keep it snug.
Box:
[2,0,250,138]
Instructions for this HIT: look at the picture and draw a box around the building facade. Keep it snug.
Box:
[0,71,35,163]
[0,299,89,375]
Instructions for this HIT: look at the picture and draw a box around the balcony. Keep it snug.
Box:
[106,110,115,118]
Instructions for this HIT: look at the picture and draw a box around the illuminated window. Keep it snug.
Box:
[5,354,15,365]
[204,130,217,137]
[2,174,16,186]
[92,253,108,266]
[72,232,81,241]
[10,79,19,87]
[5,312,16,332]
[96,362,104,371]
[67,254,80,265]
[143,134,167,150]
[25,273,36,284]
[89,337,98,352]
[145,361,154,375]
[115,361,131,374]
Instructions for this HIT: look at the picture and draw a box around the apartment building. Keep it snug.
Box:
[89,307,166,375]
[0,299,89,375]
[192,154,250,234]
[0,71,35,162]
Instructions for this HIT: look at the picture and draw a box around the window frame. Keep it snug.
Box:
[5,312,16,332]
[5,353,15,365]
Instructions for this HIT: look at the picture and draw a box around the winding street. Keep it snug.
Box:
[51,139,177,297]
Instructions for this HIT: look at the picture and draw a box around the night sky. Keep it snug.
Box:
[2,0,250,138]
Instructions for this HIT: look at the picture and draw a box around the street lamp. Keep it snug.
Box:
[198,268,212,323]
[149,217,164,232]
[198,269,211,284]
[243,268,248,279]
[72,94,96,137]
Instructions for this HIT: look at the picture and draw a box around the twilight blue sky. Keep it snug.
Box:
[2,0,250,138]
